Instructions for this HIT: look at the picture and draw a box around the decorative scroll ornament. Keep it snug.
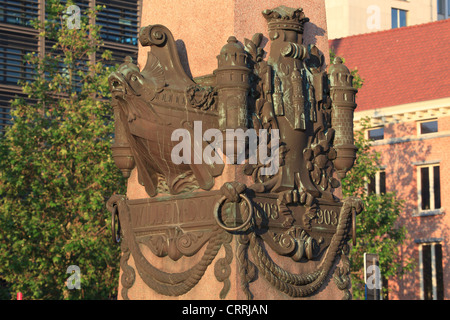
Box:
[185,84,216,111]
[107,5,362,300]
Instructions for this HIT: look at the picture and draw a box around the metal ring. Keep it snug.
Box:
[112,205,121,244]
[213,194,253,232]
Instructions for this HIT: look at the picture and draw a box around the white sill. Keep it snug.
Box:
[371,131,450,146]
[412,208,445,217]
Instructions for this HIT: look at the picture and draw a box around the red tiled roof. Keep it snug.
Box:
[329,19,450,112]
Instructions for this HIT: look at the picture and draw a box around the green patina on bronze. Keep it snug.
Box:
[107,5,362,300]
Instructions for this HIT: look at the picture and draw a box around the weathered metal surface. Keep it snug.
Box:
[107,5,362,300]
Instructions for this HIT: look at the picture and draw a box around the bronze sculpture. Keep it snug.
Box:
[107,5,362,300]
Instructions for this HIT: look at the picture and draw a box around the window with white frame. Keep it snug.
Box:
[391,8,407,28]
[418,242,444,300]
[417,164,441,212]
[418,119,438,135]
[367,127,384,141]
[368,170,386,195]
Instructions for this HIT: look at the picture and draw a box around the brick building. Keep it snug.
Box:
[330,19,450,299]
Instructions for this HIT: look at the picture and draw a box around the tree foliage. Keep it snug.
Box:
[0,0,125,299]
[341,118,415,299]
[330,50,414,299]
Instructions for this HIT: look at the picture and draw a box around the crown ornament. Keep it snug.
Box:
[262,5,310,33]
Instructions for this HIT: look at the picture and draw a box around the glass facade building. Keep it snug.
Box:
[0,0,142,133]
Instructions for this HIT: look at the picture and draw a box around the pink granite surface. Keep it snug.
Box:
[138,0,329,77]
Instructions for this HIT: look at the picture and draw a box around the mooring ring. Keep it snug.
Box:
[111,205,121,244]
[213,194,253,232]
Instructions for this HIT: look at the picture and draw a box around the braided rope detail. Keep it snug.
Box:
[119,236,135,300]
[250,234,326,297]
[248,197,359,297]
[251,234,322,286]
[333,250,352,300]
[237,234,257,299]
[214,233,234,299]
[333,241,352,300]
[118,197,225,297]
[135,225,224,296]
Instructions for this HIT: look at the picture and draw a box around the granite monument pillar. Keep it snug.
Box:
[107,1,363,300]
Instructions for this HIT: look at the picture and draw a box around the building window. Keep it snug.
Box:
[437,0,450,20]
[0,0,39,27]
[419,242,444,300]
[392,8,407,28]
[368,127,384,141]
[0,30,38,85]
[417,165,441,211]
[419,120,438,135]
[96,1,139,46]
[0,0,140,135]
[368,170,386,195]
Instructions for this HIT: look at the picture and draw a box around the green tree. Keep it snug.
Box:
[330,51,414,299]
[0,0,124,299]
[341,119,415,299]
